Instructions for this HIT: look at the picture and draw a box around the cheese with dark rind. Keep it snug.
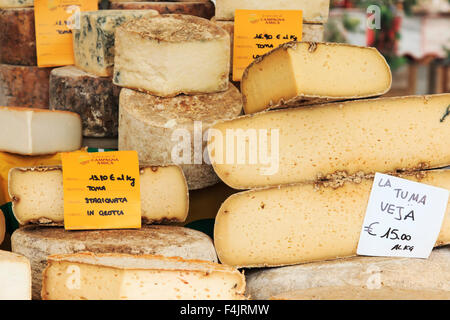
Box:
[0,8,36,65]
[215,0,330,23]
[41,252,246,300]
[0,64,51,108]
[49,66,120,138]
[109,1,215,19]
[113,14,230,97]
[12,225,217,300]
[73,10,159,77]
[246,247,450,299]
[119,86,242,190]
[241,42,392,114]
[209,94,450,189]
[214,170,450,268]
[9,165,189,225]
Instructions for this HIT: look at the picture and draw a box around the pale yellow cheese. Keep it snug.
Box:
[9,165,188,225]
[209,94,450,189]
[0,250,31,300]
[241,42,392,114]
[215,0,330,23]
[114,15,230,97]
[41,252,247,300]
[270,287,450,300]
[214,170,450,268]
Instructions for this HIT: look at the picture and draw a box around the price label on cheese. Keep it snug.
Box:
[357,173,449,258]
[34,0,97,67]
[233,10,303,82]
[61,151,141,230]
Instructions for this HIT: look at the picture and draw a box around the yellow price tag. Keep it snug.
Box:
[34,0,98,67]
[61,151,141,230]
[233,10,303,82]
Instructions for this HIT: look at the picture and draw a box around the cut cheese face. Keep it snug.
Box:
[12,225,217,299]
[246,247,450,299]
[0,250,31,300]
[214,170,450,268]
[215,0,330,23]
[241,42,392,114]
[0,107,82,155]
[73,10,159,77]
[0,0,33,8]
[41,252,246,300]
[209,94,450,189]
[9,165,188,225]
[113,14,230,97]
[271,287,450,300]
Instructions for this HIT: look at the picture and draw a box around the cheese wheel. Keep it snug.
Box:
[41,252,246,300]
[113,14,230,97]
[49,66,120,138]
[209,94,450,189]
[0,8,36,66]
[0,64,51,108]
[82,137,118,150]
[214,170,450,268]
[0,250,31,300]
[246,247,450,299]
[119,86,243,190]
[109,1,215,19]
[12,225,217,299]
[0,0,33,8]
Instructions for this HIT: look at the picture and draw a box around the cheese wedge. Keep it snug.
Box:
[241,42,392,114]
[215,0,330,23]
[271,287,450,300]
[209,94,450,189]
[12,225,217,299]
[0,250,31,300]
[246,247,450,299]
[214,170,450,268]
[41,252,246,300]
[0,107,82,155]
[9,165,188,225]
[0,212,4,245]
[113,14,230,97]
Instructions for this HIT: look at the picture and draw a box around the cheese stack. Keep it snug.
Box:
[0,3,52,108]
[115,14,243,190]
[211,0,330,81]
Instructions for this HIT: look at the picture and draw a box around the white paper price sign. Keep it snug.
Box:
[357,173,449,258]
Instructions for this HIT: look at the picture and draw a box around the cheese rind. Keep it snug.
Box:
[0,64,52,108]
[241,42,392,114]
[113,14,230,97]
[0,107,82,155]
[9,165,188,225]
[73,10,159,77]
[0,8,36,65]
[209,94,450,189]
[41,252,246,300]
[0,0,33,8]
[49,66,120,138]
[215,0,330,23]
[271,287,450,300]
[12,225,217,299]
[246,247,450,299]
[119,86,242,190]
[0,250,31,300]
[109,1,215,19]
[214,170,450,268]
[0,212,4,245]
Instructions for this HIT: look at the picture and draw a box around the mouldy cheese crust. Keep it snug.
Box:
[41,252,247,300]
[241,42,392,114]
[119,86,242,190]
[12,225,217,299]
[8,165,189,225]
[209,94,450,190]
[213,170,450,268]
[0,0,33,8]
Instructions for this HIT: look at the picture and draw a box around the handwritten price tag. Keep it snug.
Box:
[357,173,449,258]
[233,10,303,81]
[61,151,141,230]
